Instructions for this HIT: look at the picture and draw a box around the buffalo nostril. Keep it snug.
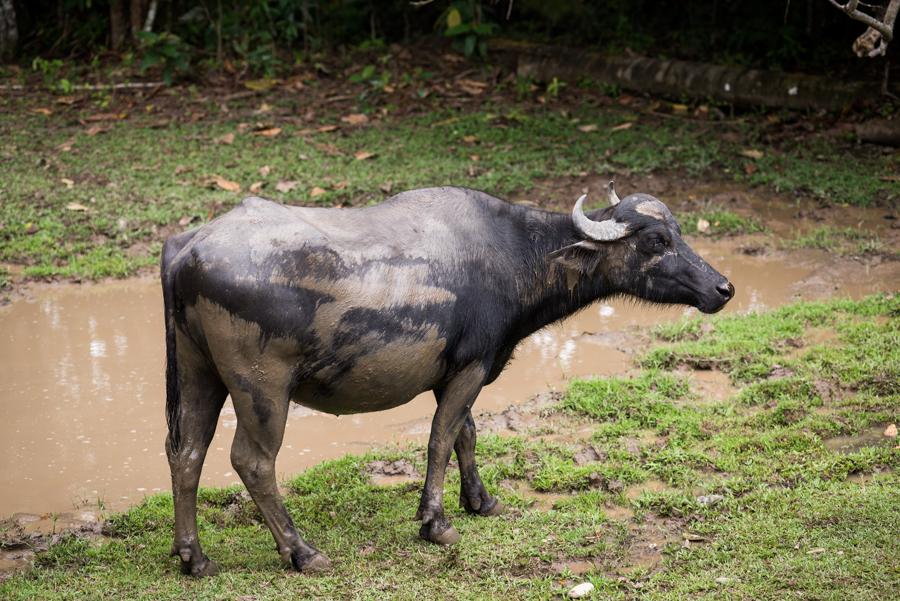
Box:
[716,281,735,300]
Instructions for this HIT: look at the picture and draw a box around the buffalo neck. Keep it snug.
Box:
[496,202,617,342]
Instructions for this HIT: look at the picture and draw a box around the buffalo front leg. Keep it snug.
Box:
[418,363,487,545]
[228,382,331,573]
[455,411,502,517]
[166,333,227,577]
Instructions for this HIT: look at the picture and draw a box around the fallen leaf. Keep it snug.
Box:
[216,133,235,145]
[611,121,634,131]
[671,103,689,114]
[884,424,897,438]
[275,180,299,193]
[174,165,192,175]
[577,124,598,133]
[313,142,343,157]
[807,547,826,555]
[380,182,393,194]
[178,215,196,226]
[61,178,75,189]
[469,154,480,162]
[354,151,376,161]
[56,139,75,152]
[244,78,278,92]
[259,165,271,177]
[341,113,368,125]
[66,202,89,211]
[298,153,309,161]
[211,176,241,192]
[249,181,264,194]
[462,135,478,143]
[457,79,487,96]
[254,127,282,138]
[85,112,127,122]
[696,218,710,233]
[32,108,52,116]
[878,175,900,182]
[744,163,758,175]
[85,124,109,136]
[310,186,327,198]
[55,96,77,105]
[740,149,765,160]
[333,180,348,190]
[317,124,339,133]
[255,103,273,114]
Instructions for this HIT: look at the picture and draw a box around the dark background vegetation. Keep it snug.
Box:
[3,0,896,80]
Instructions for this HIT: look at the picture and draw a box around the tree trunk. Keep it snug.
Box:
[0,0,17,61]
[507,40,898,111]
[110,0,128,50]
[130,0,147,42]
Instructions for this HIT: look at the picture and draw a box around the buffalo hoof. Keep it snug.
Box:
[461,494,504,517]
[420,520,460,545]
[179,555,219,578]
[292,551,332,573]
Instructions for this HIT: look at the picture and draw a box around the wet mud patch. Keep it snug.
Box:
[824,424,897,455]
[367,459,421,486]
[0,511,104,581]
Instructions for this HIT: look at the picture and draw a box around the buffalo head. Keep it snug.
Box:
[552,182,734,314]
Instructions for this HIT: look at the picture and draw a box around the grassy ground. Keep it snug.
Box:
[3,295,896,600]
[1,88,897,285]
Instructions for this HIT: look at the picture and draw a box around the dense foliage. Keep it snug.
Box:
[3,0,896,76]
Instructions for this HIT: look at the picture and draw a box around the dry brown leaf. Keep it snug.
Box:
[457,79,487,96]
[354,151,376,161]
[61,178,75,189]
[85,112,127,122]
[178,215,196,226]
[744,163,758,175]
[255,127,282,138]
[55,96,77,105]
[85,124,109,136]
[310,186,327,198]
[380,182,393,194]
[313,142,344,157]
[333,181,349,190]
[884,424,898,438]
[244,78,278,92]
[462,135,478,144]
[469,154,480,162]
[57,139,75,152]
[32,108,52,116]
[341,113,369,125]
[249,181,264,194]
[212,176,241,192]
[275,180,299,193]
[317,124,339,133]
[217,133,235,145]
[611,122,634,131]
[174,165,192,175]
[259,165,271,177]
[577,124,598,133]
[66,202,89,212]
[671,103,689,114]
[740,149,765,160]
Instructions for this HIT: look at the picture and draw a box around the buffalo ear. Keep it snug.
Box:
[547,240,602,291]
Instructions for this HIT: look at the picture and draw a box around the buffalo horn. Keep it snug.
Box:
[572,194,629,241]
[607,180,621,206]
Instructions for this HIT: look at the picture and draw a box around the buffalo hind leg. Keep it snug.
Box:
[455,411,502,517]
[166,334,227,577]
[417,363,487,545]
[228,384,331,573]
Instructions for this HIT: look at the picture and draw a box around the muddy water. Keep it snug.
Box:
[0,241,896,517]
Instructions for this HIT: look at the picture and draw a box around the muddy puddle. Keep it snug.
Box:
[1,237,897,517]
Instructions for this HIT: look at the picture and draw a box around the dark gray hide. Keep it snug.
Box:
[161,185,733,575]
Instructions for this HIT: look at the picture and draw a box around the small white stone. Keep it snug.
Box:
[788,86,798,96]
[568,582,595,598]
[715,576,732,585]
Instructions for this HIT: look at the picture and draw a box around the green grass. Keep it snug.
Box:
[785,226,887,256]
[679,208,765,236]
[3,295,897,600]
[1,101,896,283]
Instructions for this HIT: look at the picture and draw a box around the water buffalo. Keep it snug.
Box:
[161,182,733,576]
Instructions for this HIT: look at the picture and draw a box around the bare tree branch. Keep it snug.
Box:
[826,0,900,56]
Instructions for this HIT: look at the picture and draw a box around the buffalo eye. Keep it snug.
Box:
[646,233,668,251]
